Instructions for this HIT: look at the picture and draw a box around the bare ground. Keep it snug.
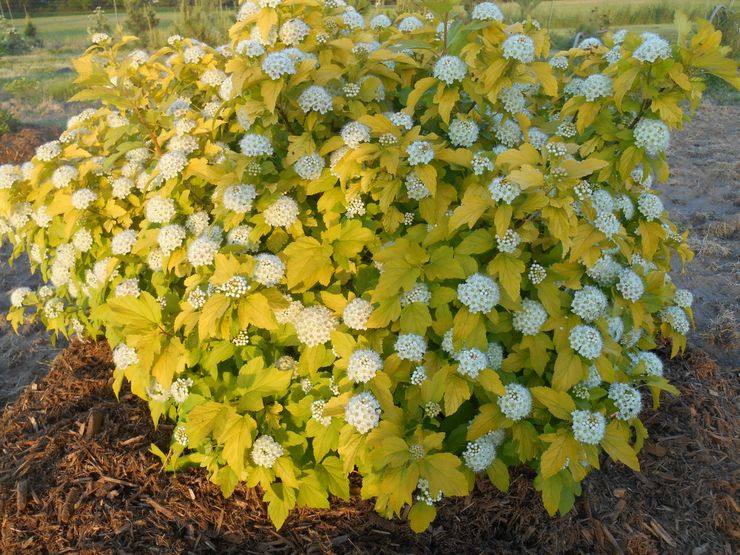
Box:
[0,104,737,553]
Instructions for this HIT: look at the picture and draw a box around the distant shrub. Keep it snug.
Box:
[87,7,112,37]
[0,108,19,135]
[3,78,40,98]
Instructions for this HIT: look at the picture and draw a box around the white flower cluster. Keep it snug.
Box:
[390,332,426,363]
[220,275,250,298]
[239,134,273,157]
[295,152,325,179]
[10,287,31,308]
[433,55,468,85]
[263,195,299,227]
[674,289,693,309]
[502,34,535,63]
[111,229,137,255]
[252,253,285,287]
[157,151,188,180]
[633,35,671,63]
[347,348,383,383]
[294,305,338,346]
[581,74,613,102]
[145,197,176,224]
[457,273,500,314]
[633,118,670,157]
[416,478,443,506]
[298,86,333,114]
[631,351,664,377]
[344,391,381,434]
[512,299,548,336]
[528,263,546,285]
[456,348,488,379]
[310,399,331,426]
[405,173,431,200]
[496,229,520,253]
[448,118,479,147]
[609,383,642,420]
[187,236,219,267]
[71,189,97,210]
[223,184,257,213]
[569,325,603,359]
[341,121,371,149]
[398,15,423,32]
[329,298,370,331]
[637,193,663,221]
[51,165,78,189]
[279,18,310,45]
[462,435,496,472]
[174,425,189,446]
[170,377,193,403]
[498,383,532,421]
[571,285,607,322]
[36,141,62,161]
[262,51,296,79]
[472,2,504,21]
[251,435,284,468]
[112,343,139,369]
[661,305,690,335]
[616,268,644,302]
[410,365,427,385]
[400,282,432,307]
[115,278,140,298]
[406,141,434,166]
[571,410,606,444]
[158,225,186,255]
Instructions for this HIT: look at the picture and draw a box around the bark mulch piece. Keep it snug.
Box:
[0,127,61,164]
[0,340,737,554]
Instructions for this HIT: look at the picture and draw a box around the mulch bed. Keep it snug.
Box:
[0,341,737,554]
[0,127,61,164]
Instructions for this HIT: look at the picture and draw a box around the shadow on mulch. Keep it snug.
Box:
[0,127,61,164]
[0,340,737,555]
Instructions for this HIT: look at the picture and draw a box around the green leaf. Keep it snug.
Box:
[318,456,349,499]
[408,501,437,533]
[186,401,229,445]
[601,420,640,471]
[151,337,186,389]
[478,369,505,395]
[296,470,330,509]
[400,303,432,334]
[264,482,296,530]
[213,466,239,498]
[552,349,585,392]
[530,387,576,420]
[444,373,471,415]
[488,253,525,301]
[540,432,579,479]
[486,458,509,492]
[238,292,278,330]
[511,421,540,462]
[216,412,256,475]
[420,453,468,497]
[284,236,333,290]
[199,293,231,340]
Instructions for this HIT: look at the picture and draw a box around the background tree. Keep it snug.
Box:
[123,0,158,44]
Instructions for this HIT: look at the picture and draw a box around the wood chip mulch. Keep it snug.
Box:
[0,127,62,164]
[0,340,737,554]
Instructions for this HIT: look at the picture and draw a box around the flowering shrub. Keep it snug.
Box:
[1,0,738,531]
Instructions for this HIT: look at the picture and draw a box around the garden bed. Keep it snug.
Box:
[0,339,736,554]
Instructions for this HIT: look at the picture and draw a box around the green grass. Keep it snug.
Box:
[0,0,731,125]
[30,9,180,49]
